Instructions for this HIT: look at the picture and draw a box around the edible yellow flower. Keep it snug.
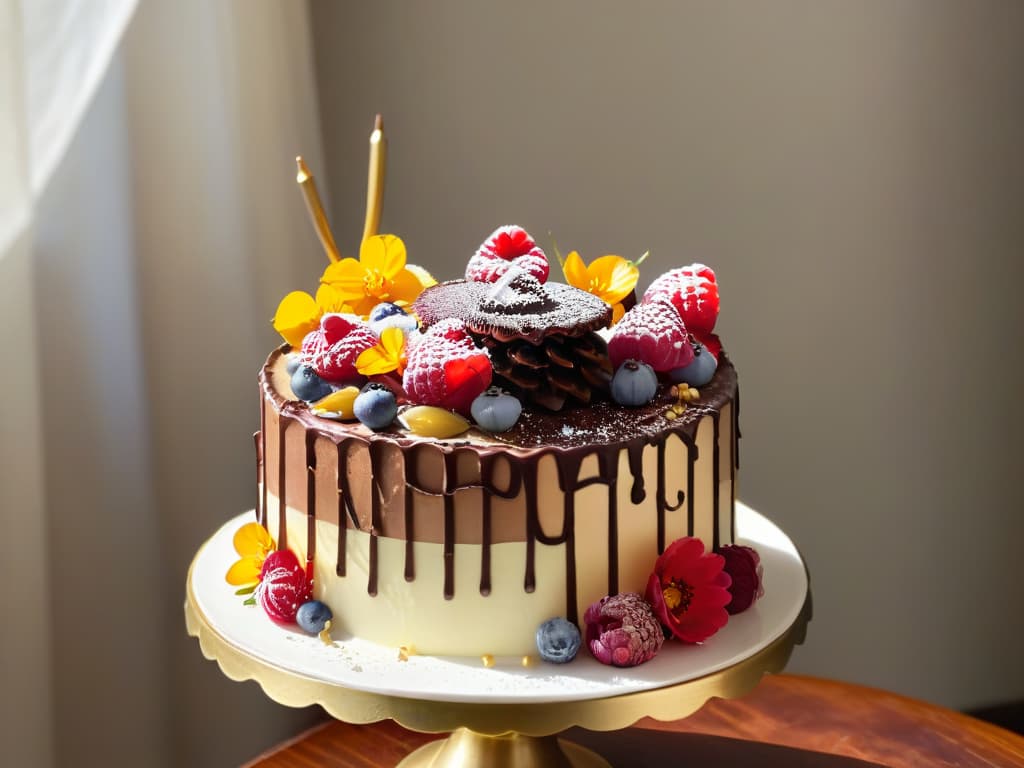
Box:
[562,251,641,324]
[225,522,275,591]
[319,234,425,317]
[272,291,323,348]
[355,327,406,376]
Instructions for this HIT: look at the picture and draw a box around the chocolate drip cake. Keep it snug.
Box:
[233,144,762,667]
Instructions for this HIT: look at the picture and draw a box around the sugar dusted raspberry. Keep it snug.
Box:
[608,300,694,372]
[402,319,492,415]
[465,225,550,284]
[643,264,720,337]
[301,314,378,384]
[257,549,312,624]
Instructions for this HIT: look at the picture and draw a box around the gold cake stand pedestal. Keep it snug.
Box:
[185,505,810,768]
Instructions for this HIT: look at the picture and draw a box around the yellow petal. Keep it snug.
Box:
[311,386,360,419]
[356,327,405,376]
[359,234,407,278]
[406,263,437,289]
[321,258,369,301]
[315,283,354,314]
[562,251,589,290]
[225,556,263,586]
[589,255,639,305]
[398,406,470,439]
[611,302,626,324]
[272,291,322,348]
[388,268,427,306]
[232,522,275,557]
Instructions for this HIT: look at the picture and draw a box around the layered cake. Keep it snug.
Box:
[229,132,762,666]
[244,226,754,662]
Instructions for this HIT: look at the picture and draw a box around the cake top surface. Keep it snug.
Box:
[268,220,729,446]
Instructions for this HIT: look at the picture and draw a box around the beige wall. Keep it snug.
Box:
[311,1,1024,709]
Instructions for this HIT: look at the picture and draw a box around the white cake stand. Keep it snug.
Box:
[185,502,810,767]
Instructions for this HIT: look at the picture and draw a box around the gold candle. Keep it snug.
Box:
[295,156,341,263]
[362,113,387,241]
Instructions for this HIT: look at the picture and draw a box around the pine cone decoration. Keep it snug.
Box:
[480,331,612,411]
[413,272,614,411]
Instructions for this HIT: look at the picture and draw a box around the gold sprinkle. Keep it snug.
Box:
[669,385,680,398]
[521,655,533,668]
[398,644,415,662]
[318,619,334,646]
[664,410,678,421]
[672,403,686,415]
[688,387,699,400]
[481,654,495,668]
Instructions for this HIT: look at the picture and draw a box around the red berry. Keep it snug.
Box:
[465,225,550,284]
[403,319,492,415]
[257,549,312,625]
[608,300,694,372]
[301,314,378,383]
[696,332,722,361]
[643,264,720,337]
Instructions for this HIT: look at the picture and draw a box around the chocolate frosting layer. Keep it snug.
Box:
[257,345,738,616]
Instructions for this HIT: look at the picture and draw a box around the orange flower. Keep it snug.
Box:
[562,251,642,324]
[272,291,322,348]
[355,326,406,376]
[225,522,275,593]
[319,234,426,317]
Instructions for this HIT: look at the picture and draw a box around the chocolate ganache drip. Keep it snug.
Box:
[256,345,739,623]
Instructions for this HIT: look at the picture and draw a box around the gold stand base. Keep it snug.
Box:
[397,729,611,768]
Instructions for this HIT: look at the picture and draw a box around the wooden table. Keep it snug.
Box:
[245,674,1024,767]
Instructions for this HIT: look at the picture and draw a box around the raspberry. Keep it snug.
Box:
[465,225,550,284]
[257,549,312,624]
[402,319,492,415]
[643,264,720,337]
[608,300,694,373]
[301,314,378,384]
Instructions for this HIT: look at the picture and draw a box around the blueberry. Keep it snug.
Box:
[536,617,581,664]
[353,382,398,430]
[668,343,718,387]
[610,360,658,407]
[295,600,333,634]
[291,364,332,402]
[285,353,302,375]
[470,387,522,432]
[368,302,418,334]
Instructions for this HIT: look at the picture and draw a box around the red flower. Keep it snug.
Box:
[257,549,313,624]
[645,537,732,643]
[716,544,764,614]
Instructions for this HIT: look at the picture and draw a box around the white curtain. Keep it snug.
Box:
[2,1,330,765]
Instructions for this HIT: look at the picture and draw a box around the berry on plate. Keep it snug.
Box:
[295,600,334,634]
[536,617,582,664]
[257,549,312,624]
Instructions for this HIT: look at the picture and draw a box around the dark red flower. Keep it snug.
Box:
[716,544,764,614]
[257,549,313,624]
[645,537,731,643]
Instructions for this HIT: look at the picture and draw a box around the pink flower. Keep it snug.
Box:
[584,593,664,667]
[716,544,764,614]
[645,537,732,643]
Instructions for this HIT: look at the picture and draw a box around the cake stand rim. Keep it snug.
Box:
[185,503,810,735]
